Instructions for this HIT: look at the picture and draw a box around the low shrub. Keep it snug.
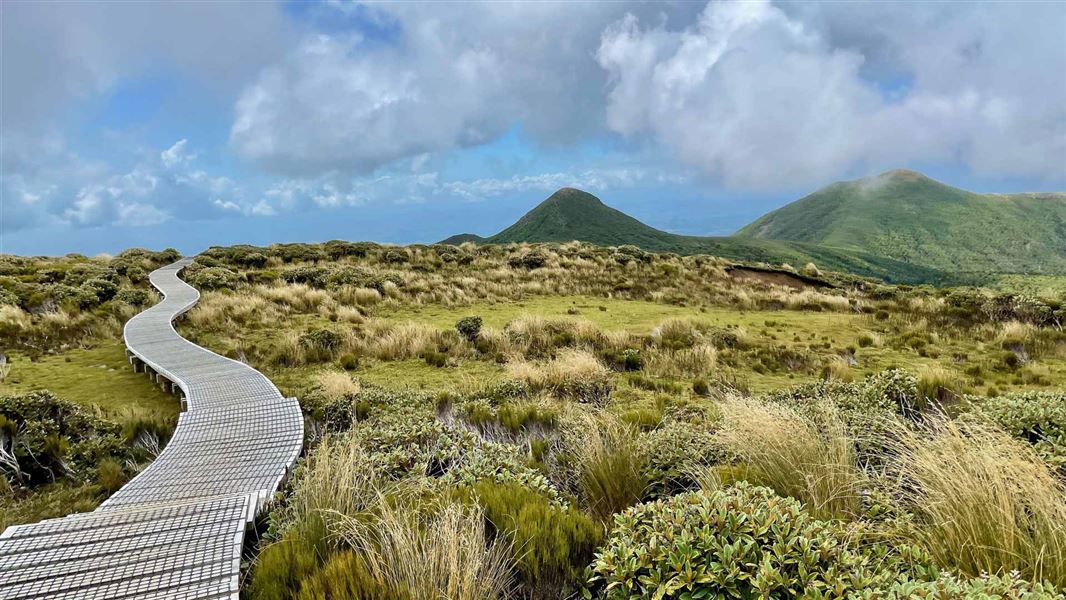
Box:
[588,482,878,599]
[464,481,602,598]
[455,316,483,341]
[962,391,1066,472]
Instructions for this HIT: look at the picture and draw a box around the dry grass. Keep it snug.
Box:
[507,349,612,402]
[334,499,513,600]
[822,355,854,382]
[287,434,387,528]
[314,369,361,400]
[888,418,1066,585]
[915,364,964,402]
[644,344,717,378]
[714,396,862,520]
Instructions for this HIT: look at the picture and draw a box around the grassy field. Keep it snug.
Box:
[2,242,1065,599]
[0,341,179,420]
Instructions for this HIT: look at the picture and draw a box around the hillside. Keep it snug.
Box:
[439,233,486,245]
[447,187,945,284]
[736,169,1066,276]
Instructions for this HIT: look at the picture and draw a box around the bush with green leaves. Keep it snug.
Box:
[639,422,717,499]
[0,391,131,486]
[588,482,882,599]
[188,266,240,290]
[508,251,548,270]
[115,288,151,306]
[455,316,483,341]
[963,391,1066,472]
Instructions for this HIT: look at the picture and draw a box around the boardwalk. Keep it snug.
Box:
[0,258,304,599]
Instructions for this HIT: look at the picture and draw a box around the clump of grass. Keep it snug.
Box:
[96,459,127,495]
[887,417,1066,585]
[643,344,717,378]
[333,499,513,600]
[915,365,964,403]
[567,413,647,521]
[821,355,854,382]
[713,396,862,520]
[507,349,613,404]
[314,369,361,400]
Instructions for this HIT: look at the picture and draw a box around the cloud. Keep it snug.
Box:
[229,2,697,177]
[597,1,1066,190]
[160,140,196,169]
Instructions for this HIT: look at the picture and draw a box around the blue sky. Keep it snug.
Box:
[2,0,1063,256]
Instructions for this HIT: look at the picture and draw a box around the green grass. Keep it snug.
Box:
[737,169,1066,277]
[0,341,179,420]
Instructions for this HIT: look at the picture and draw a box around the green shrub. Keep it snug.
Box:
[963,391,1066,472]
[455,316,483,341]
[466,481,602,598]
[589,483,878,599]
[296,550,409,600]
[115,288,150,306]
[188,266,240,290]
[81,278,118,302]
[497,403,557,434]
[96,459,127,495]
[422,350,448,368]
[508,251,547,270]
[640,422,717,499]
[300,329,342,362]
[248,531,322,600]
[338,352,360,371]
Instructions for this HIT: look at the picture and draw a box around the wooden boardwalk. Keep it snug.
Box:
[0,258,304,599]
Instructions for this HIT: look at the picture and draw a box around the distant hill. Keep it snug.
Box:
[438,233,486,245]
[736,169,1066,276]
[443,187,945,284]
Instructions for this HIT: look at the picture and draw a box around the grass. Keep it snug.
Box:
[889,417,1066,585]
[0,341,179,420]
[712,396,862,520]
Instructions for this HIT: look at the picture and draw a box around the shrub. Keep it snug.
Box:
[248,528,322,600]
[338,352,360,371]
[455,316,483,341]
[115,288,150,306]
[589,483,877,599]
[963,391,1066,472]
[0,391,128,486]
[508,251,547,270]
[81,278,118,302]
[422,350,448,368]
[282,265,330,287]
[189,266,240,290]
[300,329,342,362]
[465,481,602,597]
[640,422,717,499]
[296,550,409,600]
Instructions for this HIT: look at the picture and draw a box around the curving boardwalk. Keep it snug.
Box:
[0,258,303,600]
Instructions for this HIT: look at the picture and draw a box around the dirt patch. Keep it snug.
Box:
[726,266,832,290]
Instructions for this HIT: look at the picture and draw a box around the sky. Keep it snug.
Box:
[1,0,1064,256]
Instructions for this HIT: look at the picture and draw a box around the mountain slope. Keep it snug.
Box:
[736,169,1066,275]
[438,233,486,245]
[460,188,945,284]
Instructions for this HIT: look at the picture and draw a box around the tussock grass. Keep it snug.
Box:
[713,396,862,520]
[565,412,646,521]
[314,369,361,401]
[888,417,1066,585]
[507,349,612,403]
[333,499,513,600]
[644,344,717,378]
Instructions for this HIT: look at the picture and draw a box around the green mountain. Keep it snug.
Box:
[736,169,1066,276]
[438,233,486,245]
[449,187,944,284]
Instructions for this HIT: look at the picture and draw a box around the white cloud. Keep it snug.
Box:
[229,3,691,177]
[160,139,196,169]
[597,0,1066,190]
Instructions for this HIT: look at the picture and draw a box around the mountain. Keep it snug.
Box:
[438,233,486,245]
[736,169,1066,276]
[444,187,945,284]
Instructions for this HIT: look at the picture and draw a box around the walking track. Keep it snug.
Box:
[0,258,304,599]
